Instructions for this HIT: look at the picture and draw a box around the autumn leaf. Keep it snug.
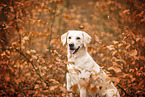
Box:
[60,86,67,93]
[50,85,59,91]
[95,35,101,43]
[139,56,145,61]
[96,84,107,90]
[138,80,145,87]
[70,84,78,92]
[110,77,120,84]
[123,9,130,14]
[129,49,138,57]
[89,84,98,93]
[130,10,137,19]
[34,85,39,89]
[108,67,121,73]
[106,45,115,50]
[5,74,10,81]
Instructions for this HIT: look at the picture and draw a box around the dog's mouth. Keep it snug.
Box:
[69,46,80,54]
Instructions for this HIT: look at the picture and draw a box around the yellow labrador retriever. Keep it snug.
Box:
[61,30,120,97]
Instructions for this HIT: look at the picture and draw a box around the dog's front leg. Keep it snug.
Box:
[66,73,73,97]
[80,88,87,97]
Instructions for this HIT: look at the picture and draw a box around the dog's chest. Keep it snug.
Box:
[67,64,92,80]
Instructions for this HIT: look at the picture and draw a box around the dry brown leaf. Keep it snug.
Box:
[112,50,117,56]
[110,77,120,84]
[5,74,10,81]
[113,40,119,44]
[49,85,59,91]
[123,9,130,14]
[34,84,39,89]
[139,55,145,61]
[10,88,15,93]
[129,49,138,56]
[123,74,133,79]
[105,77,111,82]
[70,84,78,92]
[89,84,98,93]
[108,67,121,73]
[106,45,115,50]
[95,35,101,43]
[114,58,126,65]
[138,80,145,87]
[60,86,67,93]
[49,79,59,84]
[91,75,99,81]
[96,84,107,90]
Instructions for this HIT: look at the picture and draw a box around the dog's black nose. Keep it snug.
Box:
[69,43,74,48]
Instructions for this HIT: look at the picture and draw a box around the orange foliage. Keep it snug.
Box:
[0,0,144,96]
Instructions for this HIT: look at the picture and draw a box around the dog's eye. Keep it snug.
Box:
[76,37,80,40]
[68,36,71,39]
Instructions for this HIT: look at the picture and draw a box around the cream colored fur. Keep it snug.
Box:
[61,30,120,97]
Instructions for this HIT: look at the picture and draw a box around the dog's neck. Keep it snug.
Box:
[67,47,87,63]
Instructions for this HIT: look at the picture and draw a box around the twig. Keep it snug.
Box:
[11,0,22,94]
[116,84,130,96]
[13,47,50,87]
[22,77,39,91]
[11,0,22,78]
[48,4,57,50]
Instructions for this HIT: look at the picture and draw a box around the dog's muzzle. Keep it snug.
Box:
[69,43,80,54]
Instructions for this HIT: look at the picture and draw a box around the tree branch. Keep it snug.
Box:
[48,4,57,50]
[116,84,130,96]
[13,47,50,87]
[11,0,22,78]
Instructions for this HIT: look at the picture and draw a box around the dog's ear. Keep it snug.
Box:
[82,32,91,47]
[61,32,68,46]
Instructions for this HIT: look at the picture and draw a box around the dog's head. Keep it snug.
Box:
[61,30,91,54]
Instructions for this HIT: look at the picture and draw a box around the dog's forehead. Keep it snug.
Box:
[68,31,83,37]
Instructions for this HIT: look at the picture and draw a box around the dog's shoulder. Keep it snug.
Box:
[75,52,100,73]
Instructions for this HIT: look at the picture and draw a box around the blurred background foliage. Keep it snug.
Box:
[0,0,145,96]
